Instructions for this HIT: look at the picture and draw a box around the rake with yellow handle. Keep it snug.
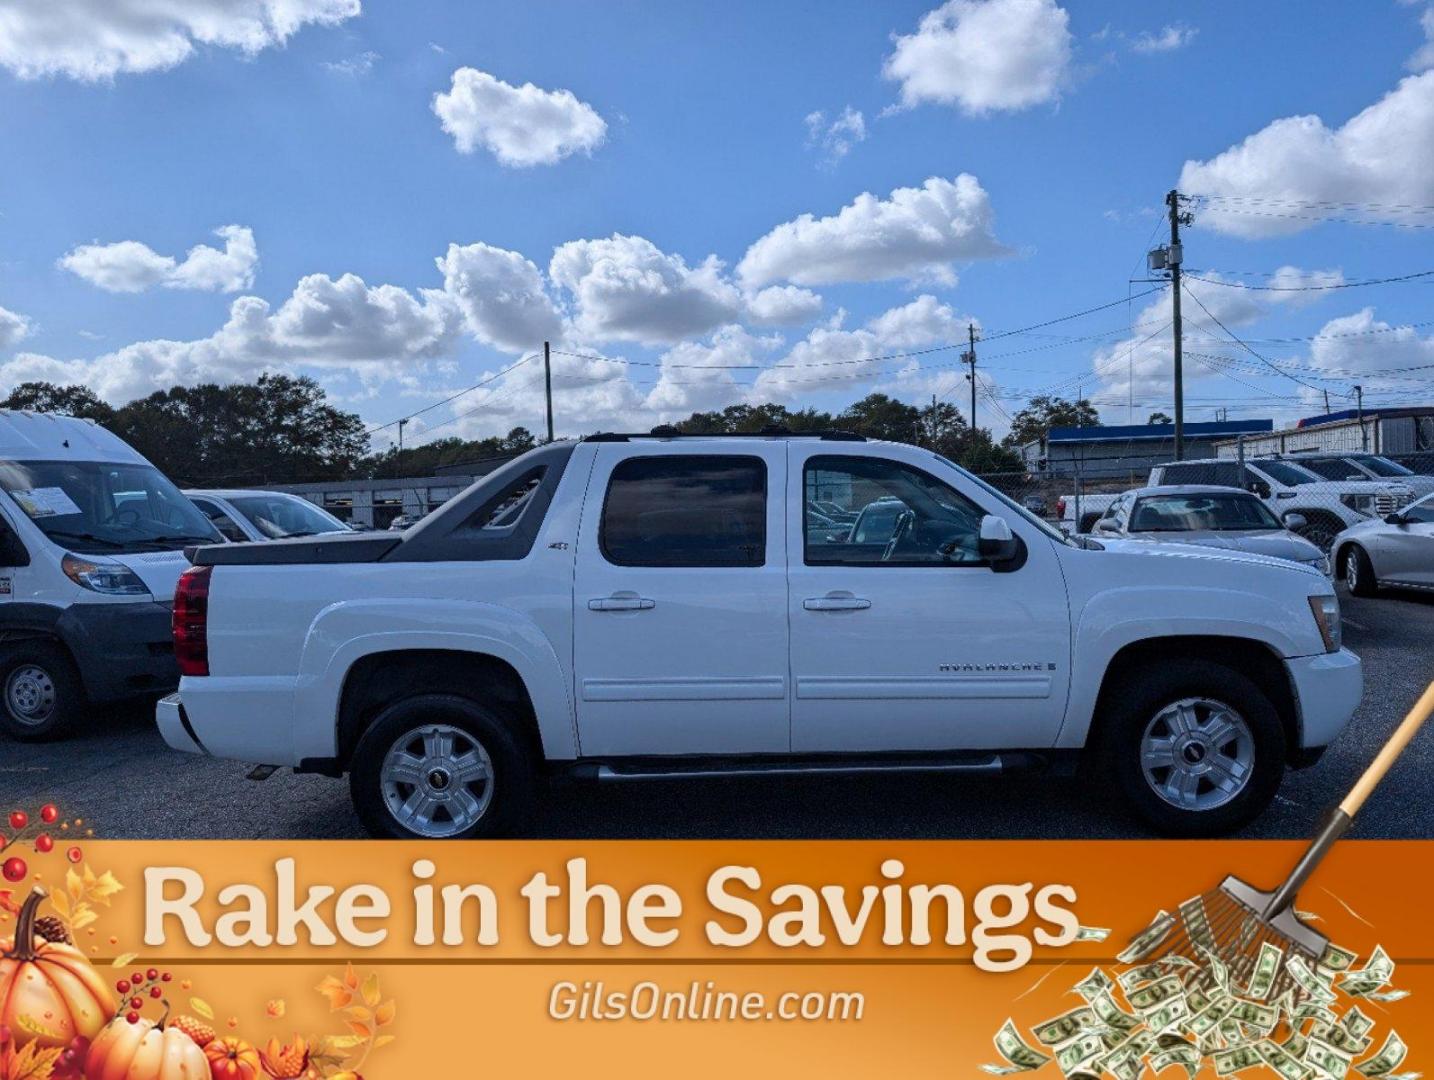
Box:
[1144,679,1434,1000]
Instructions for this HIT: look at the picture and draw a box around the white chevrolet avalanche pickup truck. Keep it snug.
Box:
[156,432,1362,839]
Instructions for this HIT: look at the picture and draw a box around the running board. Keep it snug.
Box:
[576,751,1050,783]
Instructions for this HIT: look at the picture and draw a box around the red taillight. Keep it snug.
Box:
[1056,497,1066,517]
[173,565,212,677]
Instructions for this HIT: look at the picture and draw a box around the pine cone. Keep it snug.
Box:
[33,915,70,944]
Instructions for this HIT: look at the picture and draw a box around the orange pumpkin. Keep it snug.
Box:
[84,1014,208,1080]
[0,887,114,1050]
[204,1036,260,1080]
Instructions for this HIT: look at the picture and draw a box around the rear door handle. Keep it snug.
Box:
[589,593,656,611]
[803,594,871,611]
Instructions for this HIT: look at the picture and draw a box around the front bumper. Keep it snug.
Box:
[57,601,177,702]
[1287,647,1363,749]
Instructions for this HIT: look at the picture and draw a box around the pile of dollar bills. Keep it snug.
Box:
[983,901,1414,1080]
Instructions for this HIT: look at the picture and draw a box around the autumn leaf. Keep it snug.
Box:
[360,972,380,1008]
[2,1041,64,1080]
[110,953,138,968]
[190,997,215,1021]
[373,1034,396,1050]
[373,1000,395,1027]
[344,1021,371,1040]
[322,1035,365,1052]
[266,999,286,1019]
[47,891,69,920]
[342,963,358,990]
[86,869,124,905]
[315,975,353,1011]
[0,890,19,917]
[70,908,97,931]
[65,869,83,904]
[342,1006,371,1025]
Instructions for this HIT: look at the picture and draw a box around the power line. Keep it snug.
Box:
[1184,268,1434,291]
[1180,283,1327,394]
[365,352,539,437]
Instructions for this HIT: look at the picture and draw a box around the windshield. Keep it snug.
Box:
[0,459,221,554]
[1253,460,1323,486]
[1130,493,1283,532]
[227,494,348,539]
[1355,455,1413,477]
[931,452,1074,546]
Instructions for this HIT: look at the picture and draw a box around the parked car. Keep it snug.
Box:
[186,489,352,543]
[1148,458,1414,551]
[0,410,223,739]
[1091,487,1329,574]
[1056,492,1120,534]
[1022,494,1048,517]
[1333,491,1434,596]
[158,432,1360,839]
[388,514,419,531]
[1286,452,1434,499]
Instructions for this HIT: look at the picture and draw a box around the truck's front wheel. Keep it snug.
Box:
[349,694,535,839]
[1100,661,1285,836]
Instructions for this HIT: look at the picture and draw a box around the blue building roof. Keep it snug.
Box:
[1048,419,1273,444]
[1296,406,1434,428]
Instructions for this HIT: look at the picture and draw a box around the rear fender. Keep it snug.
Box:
[296,598,576,761]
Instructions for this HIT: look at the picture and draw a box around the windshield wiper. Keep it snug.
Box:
[43,529,130,550]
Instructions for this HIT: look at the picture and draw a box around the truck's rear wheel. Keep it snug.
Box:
[349,694,534,839]
[1099,660,1285,836]
[0,642,85,742]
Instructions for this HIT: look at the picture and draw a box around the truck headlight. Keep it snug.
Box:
[62,553,151,596]
[1340,494,1375,516]
[1307,594,1341,653]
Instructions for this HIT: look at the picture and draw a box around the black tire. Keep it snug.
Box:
[0,642,85,742]
[1342,544,1378,598]
[349,694,535,839]
[1291,511,1344,553]
[1097,659,1286,837]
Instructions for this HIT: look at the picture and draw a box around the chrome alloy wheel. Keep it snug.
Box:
[5,665,56,726]
[1140,697,1255,812]
[379,723,494,838]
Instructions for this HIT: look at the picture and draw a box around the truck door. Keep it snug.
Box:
[786,445,1071,753]
[572,442,790,756]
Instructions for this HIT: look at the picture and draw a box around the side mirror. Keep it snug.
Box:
[1093,518,1120,535]
[1248,481,1271,498]
[1282,513,1307,531]
[1385,513,1407,526]
[978,515,1020,563]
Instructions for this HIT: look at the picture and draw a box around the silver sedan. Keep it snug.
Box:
[1333,491,1434,596]
[1092,486,1330,573]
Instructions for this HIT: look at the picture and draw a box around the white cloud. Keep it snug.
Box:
[883,0,1073,115]
[549,234,743,345]
[436,241,563,353]
[0,305,31,351]
[0,0,360,82]
[1129,24,1198,54]
[864,293,970,347]
[432,67,607,167]
[1262,265,1346,307]
[323,50,379,76]
[744,285,823,326]
[1179,71,1434,237]
[1307,307,1434,386]
[804,107,867,166]
[58,225,258,293]
[644,326,777,415]
[1408,6,1434,71]
[738,175,1009,288]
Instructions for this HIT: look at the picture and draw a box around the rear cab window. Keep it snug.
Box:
[600,455,766,568]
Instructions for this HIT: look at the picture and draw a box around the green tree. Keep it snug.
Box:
[1003,394,1100,448]
[362,427,537,478]
[837,393,922,442]
[2,381,115,423]
[1148,411,1173,425]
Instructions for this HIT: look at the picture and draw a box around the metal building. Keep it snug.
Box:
[1019,419,1274,482]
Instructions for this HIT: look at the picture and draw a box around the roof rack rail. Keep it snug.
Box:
[584,427,866,443]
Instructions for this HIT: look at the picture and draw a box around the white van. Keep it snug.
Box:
[0,411,221,740]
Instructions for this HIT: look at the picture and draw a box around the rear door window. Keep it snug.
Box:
[600,455,766,567]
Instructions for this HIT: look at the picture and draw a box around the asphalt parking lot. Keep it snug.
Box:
[2,588,1431,840]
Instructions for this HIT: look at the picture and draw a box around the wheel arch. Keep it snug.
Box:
[1086,636,1301,763]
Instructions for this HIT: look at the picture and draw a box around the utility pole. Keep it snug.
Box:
[543,340,555,443]
[1354,384,1367,450]
[962,323,978,436]
[397,417,408,454]
[1166,189,1187,461]
[1323,388,1331,415]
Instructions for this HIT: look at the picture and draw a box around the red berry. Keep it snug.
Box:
[8,811,26,831]
[116,980,130,994]
[66,846,82,864]
[125,1012,139,1025]
[1,856,25,882]
[161,972,172,982]
[149,986,162,999]
[35,834,53,853]
[131,972,143,986]
[146,968,158,981]
[40,804,58,824]
[129,997,143,1010]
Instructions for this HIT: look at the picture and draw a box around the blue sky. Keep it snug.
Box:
[1,0,1433,448]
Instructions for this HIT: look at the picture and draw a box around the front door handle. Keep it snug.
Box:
[803,593,871,611]
[589,593,656,612]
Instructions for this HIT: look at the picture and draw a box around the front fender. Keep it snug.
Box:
[294,598,576,761]
[1054,584,1310,749]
